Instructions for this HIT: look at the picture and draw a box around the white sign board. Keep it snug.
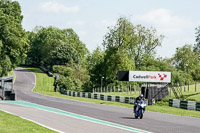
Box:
[129,71,171,83]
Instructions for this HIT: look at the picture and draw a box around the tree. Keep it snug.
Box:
[172,44,199,83]
[101,17,163,85]
[63,28,89,67]
[27,27,88,69]
[26,26,90,91]
[102,17,136,85]
[87,47,105,87]
[194,26,200,59]
[0,0,29,76]
[173,45,197,71]
[134,25,164,69]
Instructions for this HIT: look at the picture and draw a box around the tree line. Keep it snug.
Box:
[1,0,200,92]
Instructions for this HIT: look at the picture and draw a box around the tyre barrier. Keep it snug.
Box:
[169,99,200,111]
[60,89,136,104]
[196,102,200,111]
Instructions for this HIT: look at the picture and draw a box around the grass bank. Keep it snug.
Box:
[24,67,200,118]
[0,110,57,133]
[98,87,200,102]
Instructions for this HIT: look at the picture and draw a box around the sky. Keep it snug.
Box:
[15,0,200,58]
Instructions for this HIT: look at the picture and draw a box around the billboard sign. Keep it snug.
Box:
[129,71,171,83]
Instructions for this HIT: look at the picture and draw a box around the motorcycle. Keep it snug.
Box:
[134,100,146,119]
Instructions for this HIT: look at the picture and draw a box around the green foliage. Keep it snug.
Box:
[53,63,90,92]
[171,70,184,85]
[59,75,76,91]
[87,47,105,87]
[27,27,88,69]
[172,44,200,83]
[22,14,200,91]
[53,65,73,77]
[194,26,200,59]
[0,0,29,76]
[134,25,164,69]
[0,55,12,76]
[97,17,163,86]
[25,25,90,91]
[102,17,136,85]
[63,28,89,66]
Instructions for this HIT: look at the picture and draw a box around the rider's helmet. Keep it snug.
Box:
[139,94,143,98]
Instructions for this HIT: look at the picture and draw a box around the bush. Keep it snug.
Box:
[53,65,72,77]
[58,76,75,91]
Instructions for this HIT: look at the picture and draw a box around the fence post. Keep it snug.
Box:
[134,85,136,93]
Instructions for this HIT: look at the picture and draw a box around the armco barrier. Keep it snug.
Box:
[180,100,187,110]
[169,99,199,111]
[60,89,135,105]
[169,99,173,106]
[196,102,200,111]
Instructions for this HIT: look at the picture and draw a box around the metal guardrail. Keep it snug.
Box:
[60,89,140,105]
[169,99,200,111]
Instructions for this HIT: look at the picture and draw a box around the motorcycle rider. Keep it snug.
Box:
[134,94,145,113]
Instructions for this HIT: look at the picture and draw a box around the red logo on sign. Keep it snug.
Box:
[158,73,167,80]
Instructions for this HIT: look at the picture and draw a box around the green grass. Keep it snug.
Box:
[147,103,200,118]
[23,67,200,118]
[168,85,200,101]
[97,85,200,102]
[22,67,55,93]
[0,110,57,133]
[97,83,200,101]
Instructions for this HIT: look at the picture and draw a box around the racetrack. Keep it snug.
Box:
[1,67,200,133]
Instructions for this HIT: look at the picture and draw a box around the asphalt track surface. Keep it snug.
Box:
[1,67,200,133]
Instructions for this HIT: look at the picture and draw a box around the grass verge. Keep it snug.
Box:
[0,110,57,133]
[23,67,200,118]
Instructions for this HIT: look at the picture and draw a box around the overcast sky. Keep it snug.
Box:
[15,0,200,58]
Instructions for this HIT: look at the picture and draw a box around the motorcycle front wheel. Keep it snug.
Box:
[135,114,138,119]
[140,113,143,119]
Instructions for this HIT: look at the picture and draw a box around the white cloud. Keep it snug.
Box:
[101,20,116,28]
[67,21,85,27]
[39,1,80,13]
[77,30,87,37]
[134,9,194,36]
[133,8,196,58]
